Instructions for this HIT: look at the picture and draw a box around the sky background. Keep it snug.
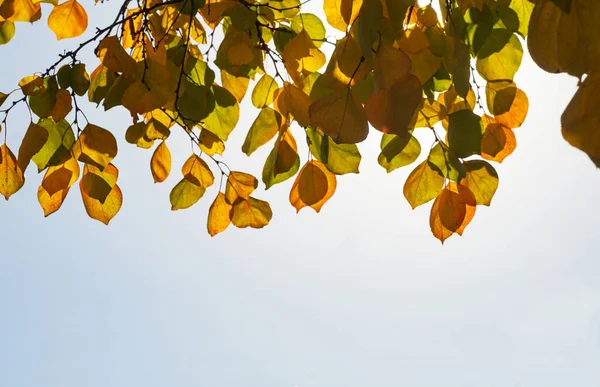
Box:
[1,2,599,387]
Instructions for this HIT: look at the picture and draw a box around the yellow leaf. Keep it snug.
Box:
[18,75,44,96]
[182,154,214,188]
[225,171,258,204]
[38,185,69,217]
[72,123,118,170]
[0,144,24,200]
[51,88,72,121]
[31,118,75,171]
[417,5,439,27]
[231,196,272,229]
[374,43,412,91]
[121,7,143,49]
[36,156,79,216]
[476,32,523,81]
[460,160,499,206]
[227,42,254,66]
[323,0,362,32]
[309,88,369,144]
[242,107,282,156]
[251,74,279,109]
[528,0,600,77]
[47,0,87,40]
[289,160,336,213]
[410,98,448,129]
[378,133,421,173]
[17,122,48,173]
[434,182,477,232]
[80,179,122,225]
[284,83,312,127]
[199,129,225,156]
[365,74,422,136]
[561,68,600,167]
[481,122,517,163]
[150,141,171,183]
[429,194,454,244]
[202,85,239,142]
[409,48,441,84]
[486,81,529,128]
[321,35,371,89]
[397,26,430,54]
[221,70,249,103]
[8,0,40,22]
[80,164,116,204]
[170,178,205,210]
[207,192,232,236]
[283,29,326,86]
[0,20,15,44]
[41,156,79,196]
[262,126,300,189]
[403,159,444,209]
[96,36,139,78]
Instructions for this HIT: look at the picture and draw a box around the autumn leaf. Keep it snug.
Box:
[289,160,337,212]
[309,88,368,144]
[150,141,171,183]
[403,159,445,209]
[225,171,258,204]
[80,164,122,224]
[0,144,24,200]
[561,68,600,167]
[460,160,499,206]
[365,74,422,136]
[430,183,477,243]
[48,0,88,40]
[207,192,232,236]
[37,156,80,216]
[231,196,272,229]
[170,178,206,210]
[72,123,118,170]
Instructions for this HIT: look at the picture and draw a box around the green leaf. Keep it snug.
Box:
[428,142,466,182]
[306,127,361,175]
[29,77,59,118]
[291,13,326,47]
[170,178,206,210]
[242,107,282,156]
[447,110,484,158]
[0,21,16,45]
[461,159,499,206]
[262,129,300,189]
[251,74,278,109]
[88,65,117,105]
[476,30,523,81]
[31,118,75,172]
[509,0,535,37]
[378,133,421,173]
[203,85,239,141]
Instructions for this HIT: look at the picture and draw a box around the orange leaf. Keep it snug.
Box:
[207,192,232,236]
[289,160,337,213]
[0,144,24,200]
[150,141,171,183]
[47,0,88,40]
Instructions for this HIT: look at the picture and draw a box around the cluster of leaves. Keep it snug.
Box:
[0,0,594,242]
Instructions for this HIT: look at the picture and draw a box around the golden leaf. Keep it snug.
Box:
[150,141,171,183]
[0,144,24,200]
[47,0,88,40]
[289,160,337,213]
[72,123,118,170]
[207,192,232,236]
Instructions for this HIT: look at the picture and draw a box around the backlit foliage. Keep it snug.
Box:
[0,0,596,242]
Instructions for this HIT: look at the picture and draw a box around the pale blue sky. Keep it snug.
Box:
[1,2,599,387]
